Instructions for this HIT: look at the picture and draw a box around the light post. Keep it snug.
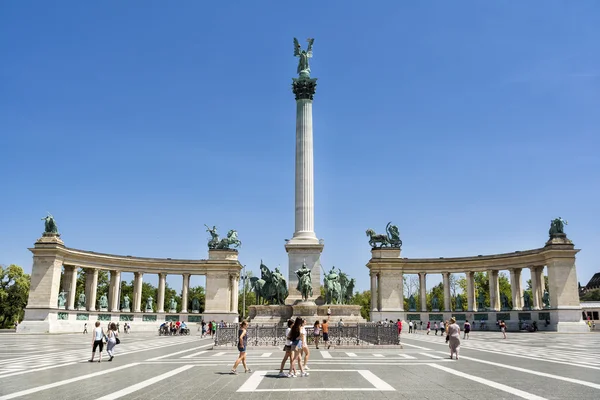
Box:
[242,265,247,320]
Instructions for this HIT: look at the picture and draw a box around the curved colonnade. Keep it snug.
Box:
[18,233,241,333]
[367,235,587,332]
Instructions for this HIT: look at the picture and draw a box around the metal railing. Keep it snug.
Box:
[214,323,400,347]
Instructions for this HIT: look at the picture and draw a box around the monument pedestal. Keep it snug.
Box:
[121,308,130,313]
[285,241,324,305]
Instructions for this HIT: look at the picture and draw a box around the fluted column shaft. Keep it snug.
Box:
[530,266,544,310]
[488,270,500,311]
[442,272,451,311]
[370,272,378,312]
[292,99,316,240]
[232,275,239,314]
[109,270,121,312]
[181,274,190,313]
[466,271,476,312]
[133,272,143,313]
[157,273,166,313]
[419,272,427,312]
[509,268,522,310]
[67,266,78,310]
[86,269,99,311]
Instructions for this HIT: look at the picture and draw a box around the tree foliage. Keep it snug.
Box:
[0,265,30,327]
[188,286,205,313]
[350,290,371,320]
[580,289,600,301]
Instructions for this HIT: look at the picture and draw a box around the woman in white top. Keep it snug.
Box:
[300,319,310,370]
[106,322,119,361]
[89,321,105,363]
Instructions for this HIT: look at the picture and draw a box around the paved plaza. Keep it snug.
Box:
[0,330,599,399]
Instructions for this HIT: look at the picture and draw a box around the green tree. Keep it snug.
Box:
[581,289,600,301]
[71,269,109,307]
[141,282,157,312]
[0,265,30,327]
[427,283,444,311]
[188,285,205,312]
[350,290,371,320]
[524,276,549,304]
[498,272,512,308]
[238,272,258,318]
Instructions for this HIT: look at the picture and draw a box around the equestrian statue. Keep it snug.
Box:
[366,222,402,248]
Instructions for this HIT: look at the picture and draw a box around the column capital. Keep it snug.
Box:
[292,77,317,100]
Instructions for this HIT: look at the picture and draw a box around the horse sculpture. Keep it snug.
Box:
[216,229,242,249]
[366,222,402,248]
[324,277,342,304]
[344,278,356,304]
[251,261,288,305]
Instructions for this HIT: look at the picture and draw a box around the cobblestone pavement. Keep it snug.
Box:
[0,330,599,399]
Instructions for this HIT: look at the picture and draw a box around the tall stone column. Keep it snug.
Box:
[488,270,500,311]
[181,274,190,313]
[509,268,522,310]
[285,74,323,304]
[231,274,239,314]
[530,266,541,310]
[376,273,383,312]
[157,273,166,313]
[419,272,427,312]
[466,271,476,312]
[370,271,378,312]
[67,266,78,310]
[133,272,143,313]
[109,270,121,312]
[86,269,99,311]
[442,272,451,311]
[534,266,545,309]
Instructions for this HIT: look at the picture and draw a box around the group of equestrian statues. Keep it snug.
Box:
[250,261,357,306]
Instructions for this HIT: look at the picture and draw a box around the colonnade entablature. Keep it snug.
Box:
[19,233,242,333]
[366,237,587,333]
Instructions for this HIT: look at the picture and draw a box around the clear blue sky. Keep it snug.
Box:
[1,1,599,293]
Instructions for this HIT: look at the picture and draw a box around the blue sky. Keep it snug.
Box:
[1,1,599,293]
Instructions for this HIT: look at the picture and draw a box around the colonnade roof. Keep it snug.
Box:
[368,244,578,274]
[30,244,242,274]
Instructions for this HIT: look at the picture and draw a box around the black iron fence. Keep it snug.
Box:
[214,323,400,347]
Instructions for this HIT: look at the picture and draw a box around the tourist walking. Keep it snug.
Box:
[313,320,321,349]
[397,319,402,341]
[426,321,431,335]
[88,321,105,363]
[106,322,119,361]
[463,320,471,339]
[230,321,251,374]
[500,320,507,339]
[322,316,330,349]
[279,319,294,377]
[300,319,310,370]
[434,322,438,335]
[447,317,461,359]
[288,317,308,377]
[440,320,446,337]
[408,321,413,333]
[83,323,88,334]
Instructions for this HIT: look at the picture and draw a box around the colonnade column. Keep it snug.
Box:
[535,267,544,309]
[231,274,239,314]
[419,272,427,312]
[377,273,382,313]
[133,272,143,313]
[86,269,99,311]
[442,272,451,311]
[509,268,522,310]
[157,273,166,313]
[181,274,190,313]
[466,271,476,312]
[370,271,378,312]
[67,266,78,310]
[530,266,543,310]
[488,270,500,311]
[109,270,121,312]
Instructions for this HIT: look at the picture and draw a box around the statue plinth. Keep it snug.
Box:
[208,249,239,261]
[99,308,108,312]
[546,233,573,246]
[58,306,66,310]
[370,248,402,259]
[191,310,199,314]
[36,233,64,245]
[145,309,153,313]
[77,306,86,311]
[121,308,130,313]
[169,309,177,313]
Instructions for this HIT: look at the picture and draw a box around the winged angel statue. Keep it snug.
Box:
[294,38,314,78]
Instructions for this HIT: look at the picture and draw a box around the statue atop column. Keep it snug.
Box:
[366,222,402,248]
[41,213,59,234]
[294,38,314,79]
[549,217,568,237]
[295,260,313,302]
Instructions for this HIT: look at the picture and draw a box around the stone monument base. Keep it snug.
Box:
[169,309,177,313]
[77,307,86,311]
[99,308,108,312]
[121,308,130,313]
[192,310,200,314]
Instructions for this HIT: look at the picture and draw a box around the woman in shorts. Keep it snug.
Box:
[279,319,294,377]
[313,320,321,349]
[300,319,310,370]
[288,317,307,377]
[88,321,105,363]
[230,321,251,374]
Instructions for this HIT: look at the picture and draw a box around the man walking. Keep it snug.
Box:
[408,321,413,333]
[83,323,88,334]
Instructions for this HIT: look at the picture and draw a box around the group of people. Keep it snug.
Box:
[200,320,228,337]
[84,321,130,334]
[159,321,189,335]
[230,316,335,376]
[88,321,120,363]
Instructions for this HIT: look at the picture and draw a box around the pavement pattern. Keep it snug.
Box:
[0,328,599,399]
